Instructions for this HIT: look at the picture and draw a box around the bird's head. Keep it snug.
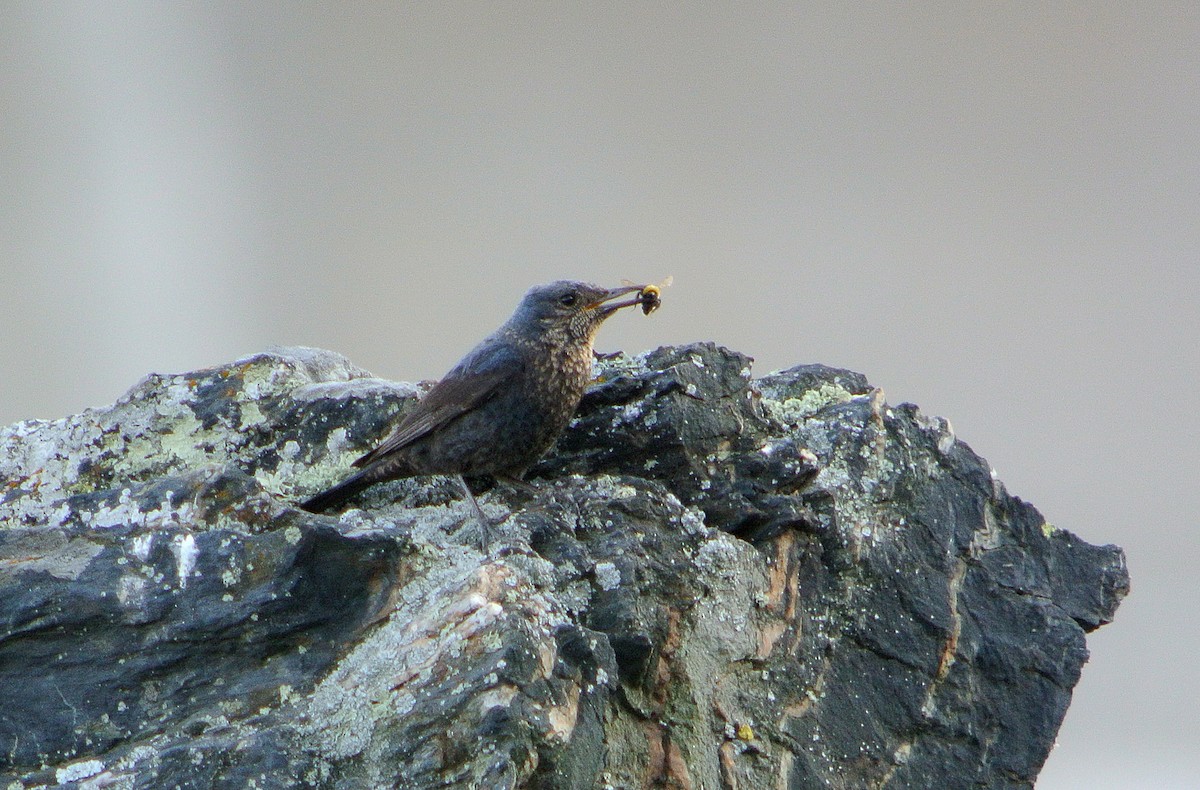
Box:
[509,280,644,346]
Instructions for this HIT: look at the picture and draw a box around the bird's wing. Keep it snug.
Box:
[351,339,524,469]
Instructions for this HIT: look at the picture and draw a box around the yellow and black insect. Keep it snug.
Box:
[624,276,672,315]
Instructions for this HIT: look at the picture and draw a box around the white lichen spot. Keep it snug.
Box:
[937,431,955,455]
[116,574,148,608]
[55,759,105,784]
[594,562,621,591]
[173,533,199,589]
[221,565,241,587]
[284,525,302,545]
[679,508,707,536]
[48,501,73,527]
[613,484,637,500]
[814,465,850,491]
[86,501,137,530]
[131,533,154,562]
[240,401,265,426]
[324,426,351,456]
[696,537,743,580]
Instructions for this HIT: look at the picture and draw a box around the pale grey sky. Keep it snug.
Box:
[2,4,1197,785]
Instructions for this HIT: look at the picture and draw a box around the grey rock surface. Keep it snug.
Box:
[0,344,1127,789]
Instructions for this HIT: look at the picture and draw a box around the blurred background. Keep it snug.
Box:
[2,4,1196,785]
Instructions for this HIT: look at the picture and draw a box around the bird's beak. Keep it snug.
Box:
[587,284,645,316]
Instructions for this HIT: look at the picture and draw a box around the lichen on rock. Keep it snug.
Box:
[0,344,1127,789]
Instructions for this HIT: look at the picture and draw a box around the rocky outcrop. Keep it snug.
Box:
[0,344,1127,789]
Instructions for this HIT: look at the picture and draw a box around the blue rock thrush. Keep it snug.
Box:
[299,280,652,542]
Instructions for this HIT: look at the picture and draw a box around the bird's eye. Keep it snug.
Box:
[558,293,577,307]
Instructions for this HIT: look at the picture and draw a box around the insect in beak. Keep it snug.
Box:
[620,276,672,315]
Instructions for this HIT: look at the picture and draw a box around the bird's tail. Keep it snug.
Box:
[299,468,376,513]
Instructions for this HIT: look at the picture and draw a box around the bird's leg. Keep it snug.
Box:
[456,474,492,549]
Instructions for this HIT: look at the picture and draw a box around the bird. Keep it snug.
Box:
[299,280,650,543]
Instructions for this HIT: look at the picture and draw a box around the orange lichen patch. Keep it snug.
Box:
[763,532,798,616]
[641,720,692,789]
[719,740,739,789]
[757,621,788,660]
[643,719,666,782]
[544,683,581,743]
[652,608,685,700]
[758,532,802,657]
[781,697,813,720]
[0,554,45,567]
[934,558,967,684]
[633,602,696,790]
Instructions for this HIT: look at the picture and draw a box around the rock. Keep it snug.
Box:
[0,344,1128,789]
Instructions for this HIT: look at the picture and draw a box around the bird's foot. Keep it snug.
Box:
[457,474,511,552]
[467,511,532,558]
[456,475,544,554]
[494,474,538,496]
[476,515,494,552]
